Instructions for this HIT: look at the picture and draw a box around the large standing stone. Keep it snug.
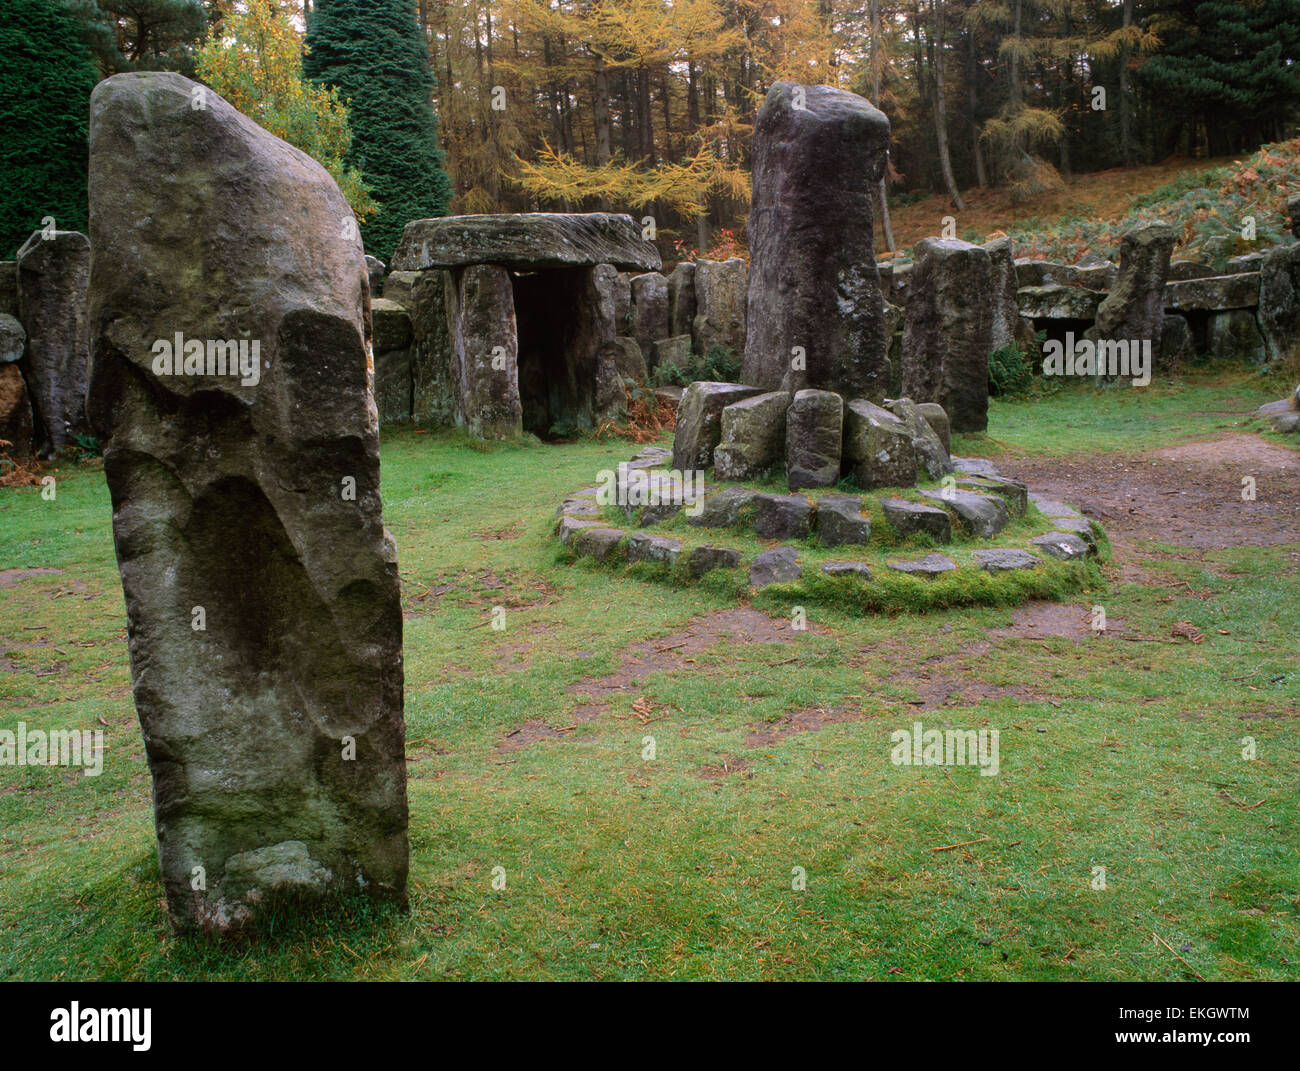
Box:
[630,272,669,352]
[407,268,457,425]
[713,390,789,481]
[85,72,407,934]
[692,258,747,358]
[743,83,891,402]
[16,229,91,455]
[450,264,521,439]
[984,236,1020,352]
[1091,220,1175,355]
[667,262,696,336]
[785,388,843,490]
[1259,244,1300,364]
[671,381,762,471]
[842,399,917,489]
[900,238,994,433]
[593,263,632,336]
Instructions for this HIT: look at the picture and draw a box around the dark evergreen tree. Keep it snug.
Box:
[303,0,452,262]
[0,0,101,257]
[1140,0,1300,155]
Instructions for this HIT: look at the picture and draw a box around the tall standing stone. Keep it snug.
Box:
[983,236,1019,353]
[630,271,670,352]
[901,237,994,433]
[1259,244,1300,364]
[86,72,408,934]
[451,264,521,439]
[667,262,696,337]
[692,258,747,358]
[743,83,892,402]
[16,229,91,456]
[1091,220,1175,352]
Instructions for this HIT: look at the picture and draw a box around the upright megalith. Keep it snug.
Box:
[16,229,91,456]
[901,237,994,433]
[1091,220,1175,353]
[85,72,408,934]
[743,83,892,401]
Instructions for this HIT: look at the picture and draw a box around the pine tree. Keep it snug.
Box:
[304,0,452,262]
[0,0,101,257]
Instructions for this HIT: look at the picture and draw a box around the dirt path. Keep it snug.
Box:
[999,434,1300,582]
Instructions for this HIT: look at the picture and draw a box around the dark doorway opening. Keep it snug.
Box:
[511,267,599,439]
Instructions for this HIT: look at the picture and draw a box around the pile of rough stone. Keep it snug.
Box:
[672,381,954,492]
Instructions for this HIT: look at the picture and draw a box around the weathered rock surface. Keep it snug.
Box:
[692,258,747,358]
[750,546,801,587]
[666,262,696,336]
[574,526,626,560]
[887,553,955,577]
[878,497,952,543]
[887,397,952,480]
[650,334,691,372]
[785,388,843,490]
[822,560,872,578]
[630,271,669,351]
[1017,285,1104,321]
[919,488,1010,538]
[1258,244,1300,364]
[714,390,789,480]
[1030,530,1091,561]
[1015,260,1078,288]
[672,381,762,471]
[687,544,742,576]
[973,548,1040,572]
[365,255,385,297]
[916,402,950,454]
[627,531,683,566]
[816,494,871,547]
[753,493,813,539]
[1091,220,1175,353]
[451,264,522,439]
[842,398,918,488]
[593,263,632,336]
[85,71,407,934]
[0,312,25,364]
[16,229,91,455]
[687,484,755,528]
[984,237,1020,352]
[1159,313,1193,369]
[1167,260,1216,282]
[901,238,994,433]
[1163,273,1260,312]
[0,363,34,452]
[381,270,421,306]
[1207,309,1266,364]
[954,474,1027,516]
[743,82,891,401]
[391,213,661,272]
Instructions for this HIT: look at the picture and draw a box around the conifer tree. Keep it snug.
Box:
[0,0,101,256]
[304,0,452,262]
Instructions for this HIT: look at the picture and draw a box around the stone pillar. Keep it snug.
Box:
[743,83,891,401]
[451,264,521,439]
[86,71,407,934]
[1090,220,1175,358]
[901,237,994,433]
[692,258,747,358]
[16,229,91,456]
[630,271,669,352]
[983,236,1019,352]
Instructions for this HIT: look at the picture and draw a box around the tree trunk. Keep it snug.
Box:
[870,0,895,251]
[930,1,966,211]
[593,54,612,166]
[1119,0,1134,167]
[967,26,987,188]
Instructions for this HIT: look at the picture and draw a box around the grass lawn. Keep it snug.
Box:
[1,369,1297,981]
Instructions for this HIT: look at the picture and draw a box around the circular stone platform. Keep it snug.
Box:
[553,445,1106,614]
